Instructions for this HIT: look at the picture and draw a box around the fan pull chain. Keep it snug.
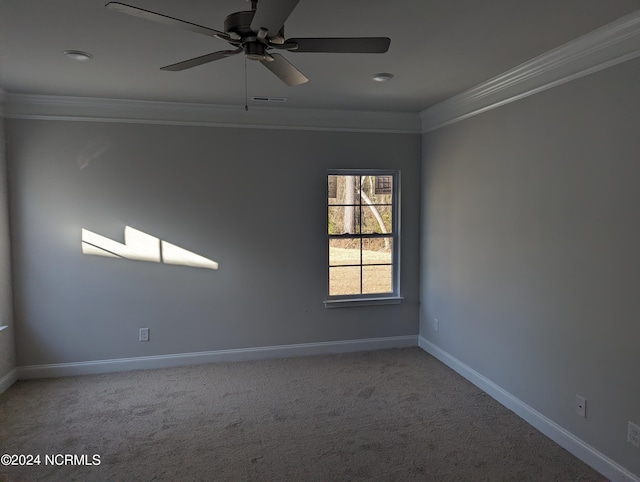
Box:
[244,56,248,112]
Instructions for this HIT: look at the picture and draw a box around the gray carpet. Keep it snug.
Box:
[0,348,605,481]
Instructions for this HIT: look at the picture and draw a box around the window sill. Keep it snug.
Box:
[323,296,404,309]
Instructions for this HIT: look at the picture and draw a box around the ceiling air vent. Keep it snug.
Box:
[251,96,288,103]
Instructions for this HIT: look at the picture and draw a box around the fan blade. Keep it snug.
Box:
[260,54,308,86]
[250,0,301,36]
[161,49,241,71]
[286,37,390,53]
[106,2,228,39]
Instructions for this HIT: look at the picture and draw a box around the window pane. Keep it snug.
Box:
[362,238,392,265]
[329,266,361,296]
[329,238,361,266]
[328,175,360,206]
[361,205,392,234]
[361,175,393,205]
[362,265,392,294]
[328,206,361,234]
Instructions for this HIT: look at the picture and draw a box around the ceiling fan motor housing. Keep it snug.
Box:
[224,11,283,60]
[224,11,255,37]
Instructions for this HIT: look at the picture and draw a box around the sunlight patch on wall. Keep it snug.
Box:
[161,241,219,270]
[81,226,218,270]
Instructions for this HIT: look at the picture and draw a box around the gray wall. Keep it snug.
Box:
[7,119,421,366]
[0,114,16,380]
[421,58,640,476]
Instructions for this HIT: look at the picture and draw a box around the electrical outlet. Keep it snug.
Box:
[434,318,439,332]
[139,328,150,342]
[575,395,586,418]
[628,421,640,448]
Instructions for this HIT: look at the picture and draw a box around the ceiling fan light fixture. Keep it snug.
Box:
[63,50,93,61]
[372,72,393,82]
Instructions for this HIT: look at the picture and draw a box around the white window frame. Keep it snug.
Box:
[324,169,402,308]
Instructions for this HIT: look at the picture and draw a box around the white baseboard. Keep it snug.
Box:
[16,335,418,380]
[0,368,18,395]
[418,335,639,482]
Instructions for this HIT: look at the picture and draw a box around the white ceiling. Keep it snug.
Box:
[1,0,639,113]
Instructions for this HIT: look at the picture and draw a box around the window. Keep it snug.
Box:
[326,170,400,306]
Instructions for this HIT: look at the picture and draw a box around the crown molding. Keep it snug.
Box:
[3,94,421,134]
[421,9,640,133]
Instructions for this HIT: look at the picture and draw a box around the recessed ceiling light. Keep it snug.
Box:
[371,73,394,82]
[63,50,93,61]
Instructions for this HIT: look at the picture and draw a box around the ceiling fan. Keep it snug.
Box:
[106,0,391,86]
